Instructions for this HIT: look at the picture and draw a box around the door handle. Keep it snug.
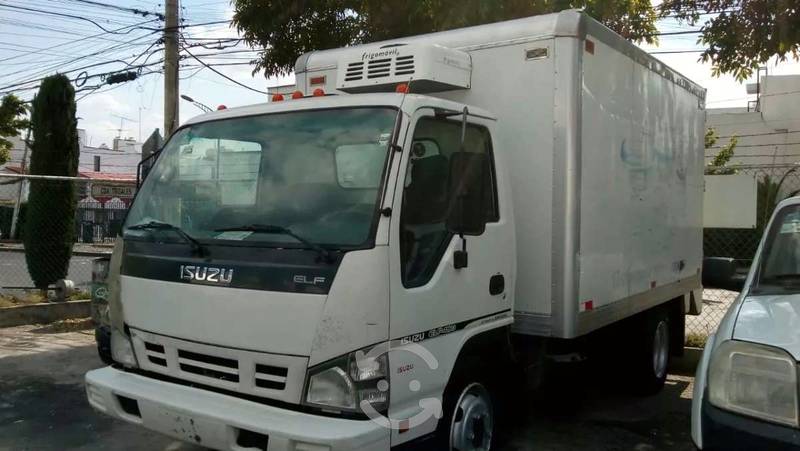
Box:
[489,274,505,296]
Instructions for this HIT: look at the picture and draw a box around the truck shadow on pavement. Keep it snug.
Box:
[495,350,700,451]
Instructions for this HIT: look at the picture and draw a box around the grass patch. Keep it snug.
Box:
[32,317,94,333]
[69,289,91,301]
[685,332,708,348]
[0,288,91,307]
[0,291,47,308]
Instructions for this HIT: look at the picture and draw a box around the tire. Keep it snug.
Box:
[631,310,671,395]
[95,326,113,365]
[435,375,495,451]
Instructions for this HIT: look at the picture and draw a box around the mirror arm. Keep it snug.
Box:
[454,232,468,269]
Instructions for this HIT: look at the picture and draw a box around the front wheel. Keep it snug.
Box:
[437,380,495,451]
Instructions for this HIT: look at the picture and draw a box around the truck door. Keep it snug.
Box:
[387,107,514,443]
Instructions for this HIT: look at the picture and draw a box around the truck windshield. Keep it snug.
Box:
[124,107,398,249]
[754,204,800,295]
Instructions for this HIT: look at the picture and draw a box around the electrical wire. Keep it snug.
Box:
[0,18,160,64]
[180,44,267,94]
[64,0,164,20]
[0,3,146,34]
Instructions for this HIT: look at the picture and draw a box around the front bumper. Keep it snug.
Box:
[701,398,800,450]
[85,366,389,451]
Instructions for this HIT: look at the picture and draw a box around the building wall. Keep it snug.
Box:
[706,75,800,167]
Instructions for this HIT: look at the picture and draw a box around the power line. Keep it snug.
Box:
[64,0,164,20]
[714,130,800,140]
[649,49,704,54]
[0,3,148,34]
[708,142,800,149]
[181,44,267,94]
[0,36,162,92]
[0,18,160,64]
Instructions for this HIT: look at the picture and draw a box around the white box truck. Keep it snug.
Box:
[86,10,705,451]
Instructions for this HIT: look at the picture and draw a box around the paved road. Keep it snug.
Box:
[0,251,95,293]
[0,325,699,451]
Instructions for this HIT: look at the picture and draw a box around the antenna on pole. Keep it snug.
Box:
[110,114,137,139]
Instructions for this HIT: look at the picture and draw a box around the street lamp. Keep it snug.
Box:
[180,94,212,113]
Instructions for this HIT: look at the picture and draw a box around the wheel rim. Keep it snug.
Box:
[450,383,493,451]
[652,320,669,379]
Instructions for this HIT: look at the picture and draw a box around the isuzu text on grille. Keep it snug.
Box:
[179,265,233,285]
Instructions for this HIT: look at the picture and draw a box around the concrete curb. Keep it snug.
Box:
[0,247,110,257]
[0,300,91,328]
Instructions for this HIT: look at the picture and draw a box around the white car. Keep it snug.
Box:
[692,197,800,450]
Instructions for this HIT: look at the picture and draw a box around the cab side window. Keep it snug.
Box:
[400,117,498,288]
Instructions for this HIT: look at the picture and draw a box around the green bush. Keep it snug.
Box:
[23,74,79,288]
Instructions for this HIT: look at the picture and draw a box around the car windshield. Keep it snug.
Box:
[124,107,398,248]
[754,204,800,294]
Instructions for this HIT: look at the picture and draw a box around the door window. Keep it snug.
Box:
[400,117,498,287]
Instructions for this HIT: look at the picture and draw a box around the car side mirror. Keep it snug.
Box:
[446,151,490,236]
[703,257,747,291]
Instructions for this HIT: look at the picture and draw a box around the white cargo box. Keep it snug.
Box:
[298,11,705,339]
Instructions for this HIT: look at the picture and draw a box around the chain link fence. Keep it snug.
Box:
[689,163,800,343]
[0,173,131,303]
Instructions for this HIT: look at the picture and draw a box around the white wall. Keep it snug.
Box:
[706,75,800,166]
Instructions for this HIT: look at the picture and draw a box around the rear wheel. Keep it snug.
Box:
[631,310,670,395]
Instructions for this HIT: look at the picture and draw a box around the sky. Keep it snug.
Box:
[1,1,799,150]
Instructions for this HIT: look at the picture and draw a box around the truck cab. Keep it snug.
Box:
[86,92,514,451]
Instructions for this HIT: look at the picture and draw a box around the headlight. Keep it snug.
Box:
[708,340,798,427]
[110,327,139,369]
[303,344,389,415]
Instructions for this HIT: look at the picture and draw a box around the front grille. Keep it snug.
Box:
[254,364,288,390]
[131,329,307,403]
[143,341,167,366]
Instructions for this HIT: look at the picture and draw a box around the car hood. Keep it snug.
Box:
[733,293,800,360]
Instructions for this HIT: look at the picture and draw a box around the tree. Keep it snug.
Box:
[233,0,659,77]
[23,74,80,290]
[660,1,800,81]
[0,94,29,166]
[705,128,738,175]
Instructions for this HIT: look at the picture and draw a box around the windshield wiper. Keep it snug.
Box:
[214,224,334,263]
[128,221,206,256]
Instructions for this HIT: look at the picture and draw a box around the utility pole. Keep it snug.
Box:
[164,0,179,137]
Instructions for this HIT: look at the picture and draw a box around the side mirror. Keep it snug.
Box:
[703,257,747,291]
[446,152,490,236]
